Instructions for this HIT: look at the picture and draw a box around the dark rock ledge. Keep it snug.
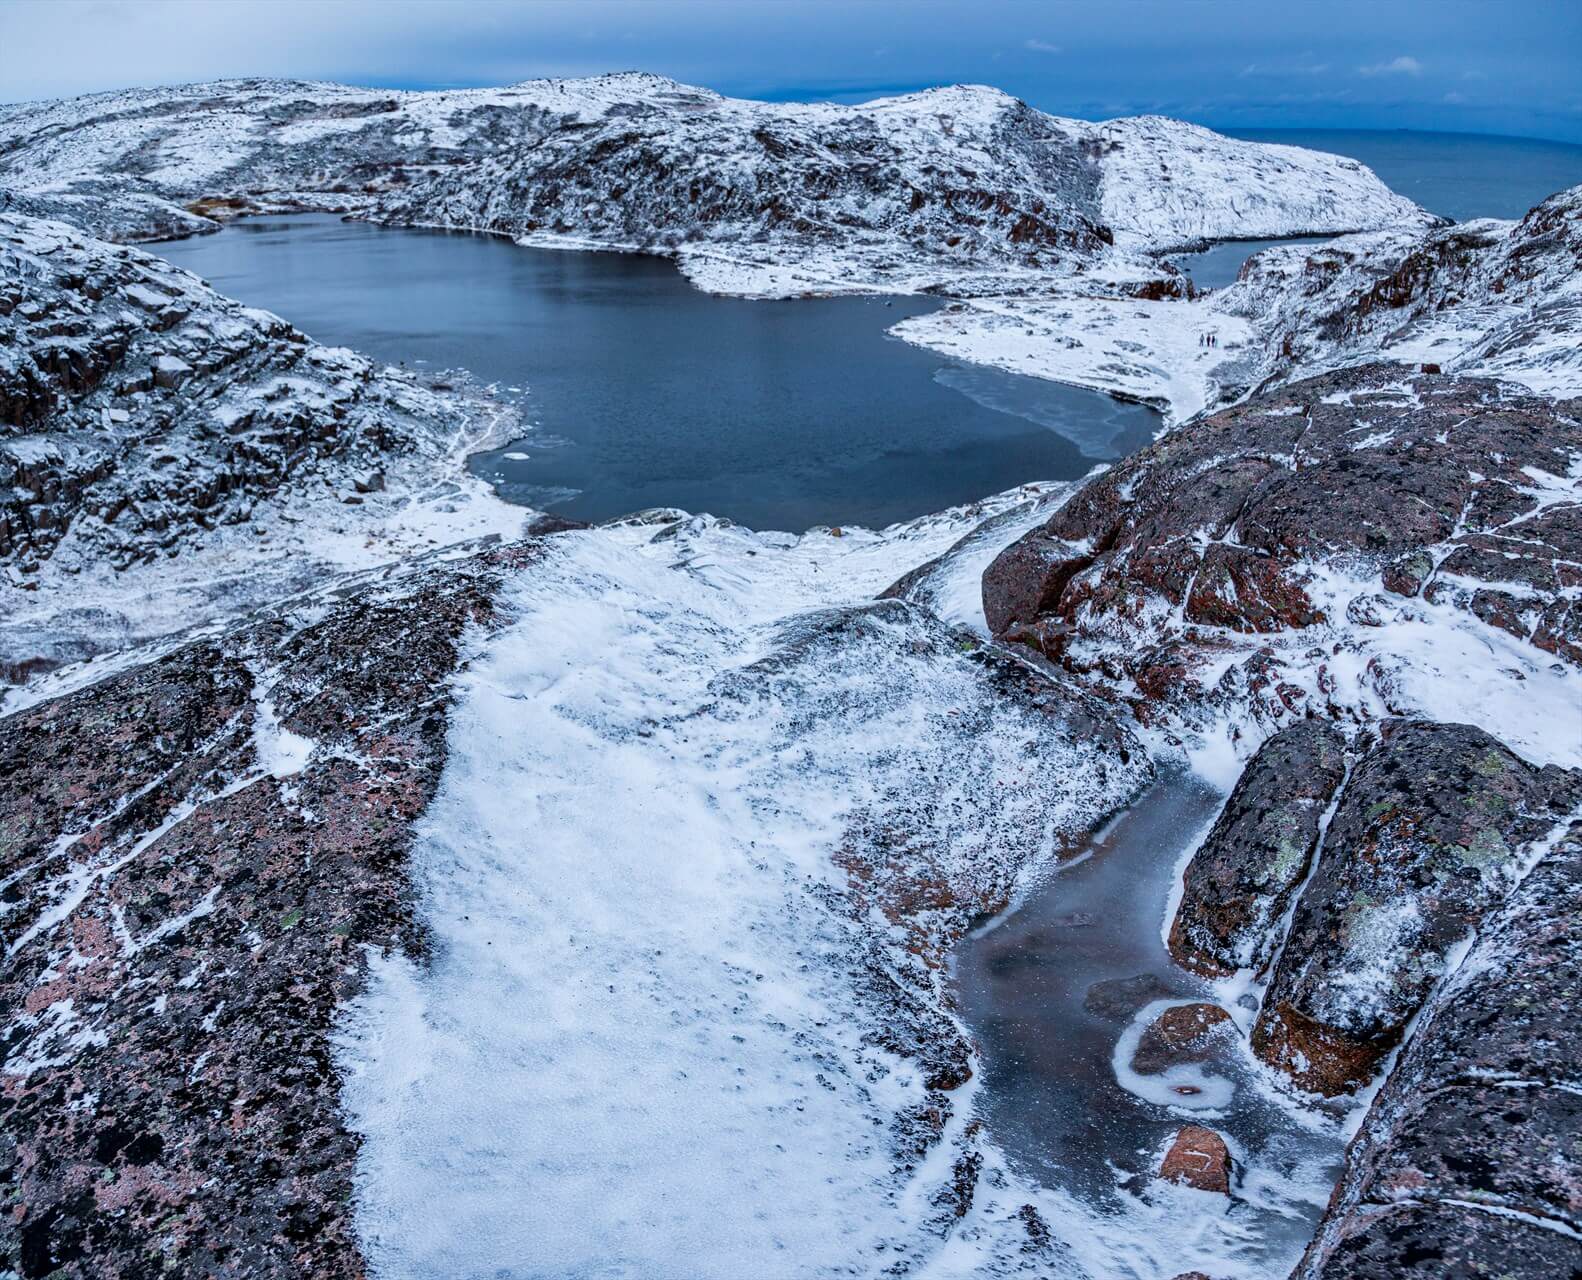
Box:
[0,542,539,1279]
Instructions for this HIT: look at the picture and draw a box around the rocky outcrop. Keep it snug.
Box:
[1295,821,1582,1277]
[0,541,538,1279]
[1225,184,1582,399]
[980,365,1582,742]
[1251,720,1581,1095]
[1169,722,1346,977]
[0,211,522,682]
[0,212,507,572]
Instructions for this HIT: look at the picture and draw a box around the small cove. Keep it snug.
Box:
[154,215,1160,532]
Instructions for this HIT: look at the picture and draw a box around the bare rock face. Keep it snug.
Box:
[1169,721,1346,976]
[980,366,1582,730]
[1251,720,1582,1096]
[1159,1125,1233,1194]
[1294,822,1582,1278]
[0,542,537,1279]
[1130,1002,1235,1075]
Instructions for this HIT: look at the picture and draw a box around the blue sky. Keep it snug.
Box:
[5,0,1581,143]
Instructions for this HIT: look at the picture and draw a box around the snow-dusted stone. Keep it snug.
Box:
[1223,184,1582,400]
[1159,1124,1233,1194]
[979,365,1582,753]
[1169,721,1347,977]
[0,541,539,1278]
[1294,821,1582,1278]
[1251,720,1582,1096]
[1130,1002,1236,1075]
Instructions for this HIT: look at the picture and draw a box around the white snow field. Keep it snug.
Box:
[333,497,1350,1280]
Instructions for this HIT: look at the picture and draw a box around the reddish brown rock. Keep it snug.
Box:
[1131,1002,1235,1075]
[1159,1125,1233,1194]
[979,366,1582,726]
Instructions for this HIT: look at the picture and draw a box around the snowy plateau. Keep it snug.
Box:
[1,74,1580,1280]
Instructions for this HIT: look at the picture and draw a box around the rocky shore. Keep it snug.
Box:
[1,72,1579,1280]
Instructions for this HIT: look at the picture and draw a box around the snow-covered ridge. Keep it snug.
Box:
[0,74,1430,288]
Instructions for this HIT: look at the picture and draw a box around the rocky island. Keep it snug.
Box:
[1,73,1577,1280]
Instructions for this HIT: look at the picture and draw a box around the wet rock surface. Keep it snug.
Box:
[1295,821,1582,1278]
[0,541,538,1279]
[981,364,1582,734]
[1252,720,1581,1095]
[1169,721,1346,977]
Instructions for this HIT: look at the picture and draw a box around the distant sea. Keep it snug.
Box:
[1229,129,1582,222]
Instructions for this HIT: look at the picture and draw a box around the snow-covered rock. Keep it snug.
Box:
[0,212,524,682]
[979,364,1582,770]
[0,74,1429,293]
[900,185,1582,424]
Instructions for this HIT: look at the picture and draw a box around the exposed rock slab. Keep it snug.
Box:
[1294,821,1582,1278]
[0,542,537,1279]
[980,365,1582,760]
[1169,721,1346,976]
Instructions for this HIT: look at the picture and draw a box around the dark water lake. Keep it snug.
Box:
[155,215,1159,531]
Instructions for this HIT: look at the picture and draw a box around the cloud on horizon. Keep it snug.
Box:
[1359,55,1424,76]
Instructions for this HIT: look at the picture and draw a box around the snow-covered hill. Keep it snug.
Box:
[0,212,524,680]
[0,74,1430,292]
[896,184,1582,421]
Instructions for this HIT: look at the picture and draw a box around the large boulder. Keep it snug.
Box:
[1169,721,1347,976]
[1294,822,1582,1278]
[1251,720,1582,1095]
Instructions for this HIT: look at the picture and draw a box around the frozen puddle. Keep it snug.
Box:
[333,493,1152,1278]
[953,776,1350,1277]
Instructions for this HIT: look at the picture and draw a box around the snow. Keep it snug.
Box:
[892,294,1255,425]
[337,501,1153,1277]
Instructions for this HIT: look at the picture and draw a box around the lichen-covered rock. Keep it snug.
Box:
[980,365,1582,743]
[1294,821,1582,1279]
[1251,720,1582,1096]
[0,541,538,1279]
[1169,721,1347,976]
